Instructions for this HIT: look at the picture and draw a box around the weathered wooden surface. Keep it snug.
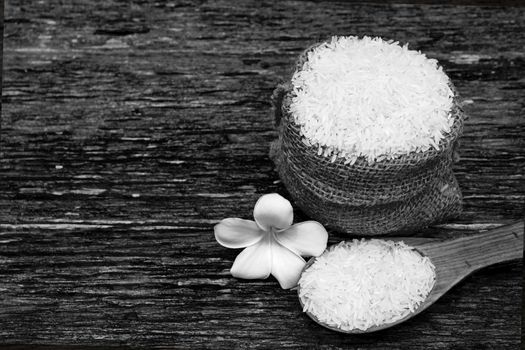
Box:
[1,0,523,349]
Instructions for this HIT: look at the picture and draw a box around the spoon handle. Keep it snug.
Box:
[427,221,523,273]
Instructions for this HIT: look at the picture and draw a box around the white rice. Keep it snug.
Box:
[290,36,454,163]
[298,240,436,331]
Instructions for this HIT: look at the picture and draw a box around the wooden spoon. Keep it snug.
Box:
[297,221,524,334]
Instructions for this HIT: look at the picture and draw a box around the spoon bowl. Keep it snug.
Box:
[297,221,524,334]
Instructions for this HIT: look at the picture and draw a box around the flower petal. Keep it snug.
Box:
[253,193,293,231]
[230,236,272,279]
[275,221,328,257]
[270,239,306,289]
[214,218,266,249]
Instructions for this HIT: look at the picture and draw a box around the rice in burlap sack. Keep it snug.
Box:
[269,46,465,236]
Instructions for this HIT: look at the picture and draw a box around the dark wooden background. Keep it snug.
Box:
[1,0,523,349]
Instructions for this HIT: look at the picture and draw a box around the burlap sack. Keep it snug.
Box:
[270,46,465,235]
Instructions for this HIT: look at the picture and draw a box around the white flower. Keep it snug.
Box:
[214,193,328,289]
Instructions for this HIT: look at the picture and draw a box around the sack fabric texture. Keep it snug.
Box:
[270,47,465,236]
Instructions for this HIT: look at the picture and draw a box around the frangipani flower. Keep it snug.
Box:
[214,193,328,289]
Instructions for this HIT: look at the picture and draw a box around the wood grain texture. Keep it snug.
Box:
[0,0,523,349]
